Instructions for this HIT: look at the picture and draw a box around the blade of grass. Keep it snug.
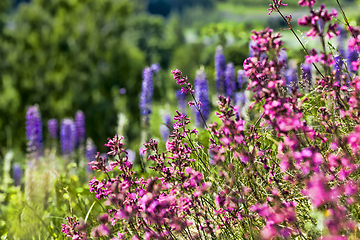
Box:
[84,201,96,224]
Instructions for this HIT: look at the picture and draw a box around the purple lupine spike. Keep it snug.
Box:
[13,163,22,187]
[301,63,312,88]
[317,18,325,36]
[338,25,347,58]
[127,150,136,163]
[47,119,58,139]
[225,62,236,99]
[139,67,154,116]
[278,49,288,70]
[25,105,42,157]
[284,61,298,90]
[235,92,246,107]
[249,40,257,57]
[86,138,97,162]
[237,70,248,91]
[119,88,126,95]
[195,67,210,127]
[347,45,358,74]
[75,110,86,144]
[150,63,161,74]
[60,119,77,156]
[334,55,343,85]
[215,45,226,95]
[175,90,187,113]
[160,113,172,141]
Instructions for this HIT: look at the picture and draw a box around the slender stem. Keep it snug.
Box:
[336,0,356,39]
[275,5,325,79]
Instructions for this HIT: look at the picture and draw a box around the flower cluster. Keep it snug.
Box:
[62,2,360,240]
[75,110,86,144]
[215,45,226,95]
[139,67,154,116]
[298,3,339,39]
[25,105,43,158]
[60,119,77,156]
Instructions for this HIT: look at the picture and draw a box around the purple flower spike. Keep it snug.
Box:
[60,119,77,156]
[176,90,187,113]
[26,105,42,157]
[249,40,257,57]
[139,67,154,116]
[285,61,298,90]
[225,62,236,99]
[86,138,97,162]
[334,55,343,85]
[278,49,288,71]
[215,45,226,95]
[237,69,248,91]
[47,119,58,139]
[195,67,210,127]
[301,63,312,88]
[75,110,86,144]
[160,114,172,141]
[150,63,161,74]
[347,46,358,74]
[13,163,22,186]
[119,88,126,95]
[127,150,136,163]
[338,25,347,58]
[235,92,246,107]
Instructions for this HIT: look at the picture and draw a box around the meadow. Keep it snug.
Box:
[2,0,360,239]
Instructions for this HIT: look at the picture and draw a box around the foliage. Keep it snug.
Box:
[60,1,360,239]
[0,0,145,152]
[3,0,360,239]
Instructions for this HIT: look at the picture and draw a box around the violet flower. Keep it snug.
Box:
[159,113,172,141]
[225,62,236,100]
[334,55,343,85]
[139,67,154,116]
[150,63,161,74]
[249,40,257,57]
[215,45,226,95]
[127,149,136,163]
[301,63,312,88]
[284,61,298,90]
[60,119,76,156]
[235,92,246,107]
[25,105,42,157]
[194,67,210,127]
[175,90,187,113]
[75,110,86,144]
[237,69,248,91]
[347,46,358,74]
[13,163,22,187]
[338,25,347,58]
[86,138,97,162]
[47,119,58,139]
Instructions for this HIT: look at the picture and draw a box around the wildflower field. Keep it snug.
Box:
[3,0,360,239]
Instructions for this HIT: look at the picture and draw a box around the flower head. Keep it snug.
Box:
[86,138,97,162]
[75,110,86,144]
[225,62,236,99]
[47,118,58,139]
[194,67,210,127]
[139,67,154,116]
[60,119,77,156]
[301,63,312,88]
[13,163,22,186]
[26,105,42,157]
[176,90,187,113]
[215,45,226,95]
[237,69,247,91]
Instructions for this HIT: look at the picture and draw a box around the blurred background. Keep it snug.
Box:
[0,0,359,156]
